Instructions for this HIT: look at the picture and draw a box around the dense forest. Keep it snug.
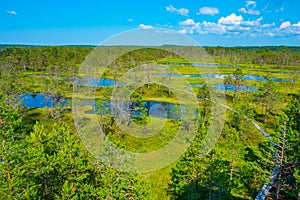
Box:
[0,45,299,199]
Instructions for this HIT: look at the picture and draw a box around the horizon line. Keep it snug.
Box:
[1,43,300,48]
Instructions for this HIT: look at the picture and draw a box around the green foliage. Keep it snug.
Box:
[0,45,299,199]
[268,96,300,199]
[0,98,25,197]
[255,79,282,123]
[0,101,151,199]
[168,102,271,199]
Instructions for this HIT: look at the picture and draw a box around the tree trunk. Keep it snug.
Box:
[230,160,234,182]
[264,104,268,123]
[276,122,286,200]
[55,67,59,85]
[234,84,237,98]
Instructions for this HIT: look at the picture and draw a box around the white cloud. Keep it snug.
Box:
[278,21,300,34]
[227,26,250,31]
[242,20,258,27]
[238,8,247,13]
[178,20,226,35]
[197,7,219,16]
[246,0,256,6]
[127,19,134,22]
[242,16,263,27]
[175,12,295,37]
[176,13,278,36]
[166,5,189,16]
[292,22,300,27]
[166,5,176,12]
[261,22,275,28]
[280,21,290,29]
[178,19,195,26]
[200,21,227,34]
[239,8,260,15]
[218,13,243,26]
[7,10,17,15]
[177,8,189,16]
[139,24,154,30]
[238,0,261,15]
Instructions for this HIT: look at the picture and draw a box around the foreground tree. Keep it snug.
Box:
[0,97,26,197]
[0,102,151,199]
[271,97,300,199]
[168,103,271,199]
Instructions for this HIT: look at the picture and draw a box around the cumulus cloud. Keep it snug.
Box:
[200,21,227,34]
[218,13,243,26]
[177,8,189,16]
[280,21,291,29]
[7,10,17,15]
[176,12,299,37]
[178,19,195,26]
[292,22,300,27]
[261,22,275,28]
[238,0,260,15]
[178,19,226,35]
[175,9,299,39]
[127,19,134,22]
[197,7,219,16]
[166,5,189,16]
[280,21,300,29]
[176,13,279,36]
[278,21,300,34]
[238,7,260,15]
[139,24,154,30]
[242,16,263,27]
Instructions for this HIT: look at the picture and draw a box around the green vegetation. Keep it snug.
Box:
[0,45,299,199]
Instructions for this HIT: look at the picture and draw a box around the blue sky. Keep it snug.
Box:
[1,0,299,46]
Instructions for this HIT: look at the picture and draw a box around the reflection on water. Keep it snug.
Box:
[74,77,121,87]
[28,74,121,86]
[91,100,184,119]
[189,84,257,91]
[28,72,291,92]
[20,93,69,108]
[20,93,186,119]
[155,73,288,82]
